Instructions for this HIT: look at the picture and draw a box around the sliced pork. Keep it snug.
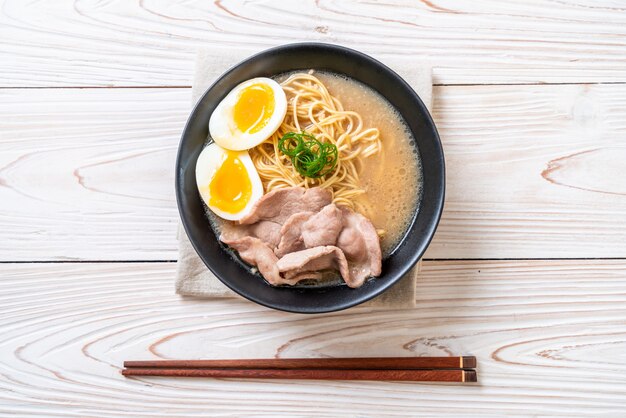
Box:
[219,236,281,285]
[219,186,382,288]
[274,211,315,258]
[220,235,316,287]
[239,187,332,225]
[273,271,325,286]
[336,207,382,287]
[276,246,352,286]
[301,204,343,248]
[220,220,282,249]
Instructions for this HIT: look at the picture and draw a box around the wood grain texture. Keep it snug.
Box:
[1,260,625,416]
[2,85,625,260]
[0,88,189,260]
[2,0,626,87]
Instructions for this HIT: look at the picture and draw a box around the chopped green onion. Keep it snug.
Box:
[278,131,338,178]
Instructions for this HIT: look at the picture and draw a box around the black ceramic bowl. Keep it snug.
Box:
[176,43,444,313]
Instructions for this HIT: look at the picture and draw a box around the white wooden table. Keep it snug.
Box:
[2,1,626,416]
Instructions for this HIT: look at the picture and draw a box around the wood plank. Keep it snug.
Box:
[0,88,189,261]
[0,260,625,416]
[2,0,626,87]
[434,83,626,258]
[2,85,626,260]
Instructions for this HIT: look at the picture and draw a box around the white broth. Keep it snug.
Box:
[312,71,422,255]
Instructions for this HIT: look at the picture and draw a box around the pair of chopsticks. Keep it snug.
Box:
[122,356,477,382]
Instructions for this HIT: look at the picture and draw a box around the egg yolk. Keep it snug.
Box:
[233,83,275,134]
[209,152,252,214]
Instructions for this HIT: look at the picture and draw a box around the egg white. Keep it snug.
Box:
[209,77,287,151]
[195,142,264,221]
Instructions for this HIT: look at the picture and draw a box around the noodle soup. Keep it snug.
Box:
[201,69,422,289]
[206,70,421,257]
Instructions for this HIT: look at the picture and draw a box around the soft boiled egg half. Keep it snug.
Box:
[209,77,287,151]
[195,142,263,221]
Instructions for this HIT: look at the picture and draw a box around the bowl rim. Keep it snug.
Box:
[176,42,445,313]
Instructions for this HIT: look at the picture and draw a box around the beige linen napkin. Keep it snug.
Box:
[176,46,432,308]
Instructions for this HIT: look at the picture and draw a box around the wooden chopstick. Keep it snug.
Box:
[123,356,476,370]
[122,357,477,382]
[122,367,477,382]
